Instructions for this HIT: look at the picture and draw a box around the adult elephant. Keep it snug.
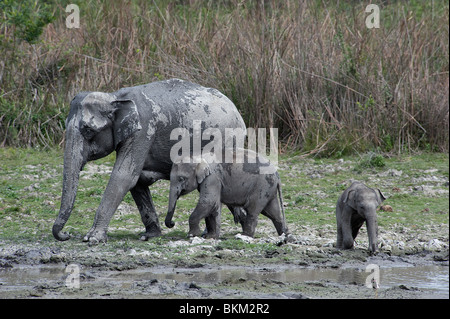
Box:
[52,78,246,244]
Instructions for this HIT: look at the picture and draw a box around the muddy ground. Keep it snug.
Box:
[0,152,448,299]
[0,225,448,299]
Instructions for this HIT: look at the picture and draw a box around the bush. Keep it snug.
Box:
[0,0,54,44]
[354,152,386,171]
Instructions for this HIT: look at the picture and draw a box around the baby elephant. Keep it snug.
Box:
[336,181,386,253]
[165,150,289,239]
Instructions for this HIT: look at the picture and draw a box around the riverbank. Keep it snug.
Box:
[0,149,448,298]
[0,226,448,299]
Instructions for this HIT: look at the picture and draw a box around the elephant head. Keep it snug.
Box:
[343,184,386,252]
[165,158,211,228]
[52,92,142,241]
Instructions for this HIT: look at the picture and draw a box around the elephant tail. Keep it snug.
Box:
[277,178,287,234]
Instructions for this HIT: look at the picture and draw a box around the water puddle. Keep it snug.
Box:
[130,264,449,295]
[0,263,448,298]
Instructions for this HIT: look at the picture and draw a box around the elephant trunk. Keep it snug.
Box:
[366,214,378,253]
[52,127,86,241]
[165,187,180,228]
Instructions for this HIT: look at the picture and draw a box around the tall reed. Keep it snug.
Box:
[0,0,448,155]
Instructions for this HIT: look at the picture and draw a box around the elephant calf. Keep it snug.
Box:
[335,181,386,253]
[165,149,289,239]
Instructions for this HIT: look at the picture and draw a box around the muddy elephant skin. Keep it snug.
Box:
[52,79,246,244]
[165,150,289,239]
[335,181,386,253]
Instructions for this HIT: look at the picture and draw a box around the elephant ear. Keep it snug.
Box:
[110,99,142,148]
[343,189,355,207]
[195,159,211,184]
[375,189,387,204]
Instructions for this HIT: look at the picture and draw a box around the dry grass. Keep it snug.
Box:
[0,0,448,155]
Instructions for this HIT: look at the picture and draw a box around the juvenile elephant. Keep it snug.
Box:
[165,150,289,239]
[335,181,386,253]
[52,79,246,244]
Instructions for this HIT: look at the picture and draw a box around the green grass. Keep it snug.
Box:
[0,148,448,248]
[278,152,449,230]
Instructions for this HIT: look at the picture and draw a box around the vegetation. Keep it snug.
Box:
[0,148,447,244]
[0,0,448,155]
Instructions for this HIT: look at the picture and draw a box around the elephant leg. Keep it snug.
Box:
[342,225,354,249]
[203,203,221,239]
[84,144,144,244]
[192,178,221,238]
[84,173,139,244]
[261,197,288,236]
[351,214,365,240]
[336,206,344,248]
[241,200,265,237]
[227,205,246,226]
[130,183,162,241]
[341,207,355,249]
[241,211,258,237]
[189,201,219,237]
[336,227,343,249]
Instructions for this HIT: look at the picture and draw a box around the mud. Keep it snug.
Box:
[0,235,448,299]
[1,154,448,299]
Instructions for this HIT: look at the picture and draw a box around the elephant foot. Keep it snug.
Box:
[188,232,201,238]
[368,246,378,256]
[202,233,219,239]
[342,239,355,250]
[83,229,108,245]
[188,229,202,238]
[199,227,218,239]
[139,228,162,241]
[188,223,202,238]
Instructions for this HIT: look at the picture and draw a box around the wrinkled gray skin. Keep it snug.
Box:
[52,79,246,244]
[335,181,386,253]
[165,150,289,238]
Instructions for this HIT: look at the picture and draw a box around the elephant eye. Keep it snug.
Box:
[81,125,96,140]
[178,176,186,182]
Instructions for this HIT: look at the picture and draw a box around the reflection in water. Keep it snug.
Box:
[381,266,449,292]
[156,265,448,293]
[0,264,448,296]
